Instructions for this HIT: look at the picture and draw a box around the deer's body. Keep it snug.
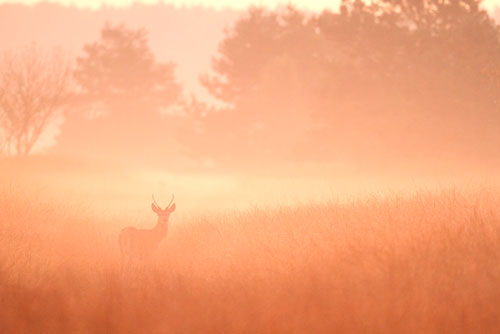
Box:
[119,224,168,260]
[119,195,175,265]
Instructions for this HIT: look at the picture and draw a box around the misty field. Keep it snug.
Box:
[1,0,499,332]
[2,164,500,333]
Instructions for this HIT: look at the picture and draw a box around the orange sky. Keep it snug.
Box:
[0,0,339,11]
[3,0,498,11]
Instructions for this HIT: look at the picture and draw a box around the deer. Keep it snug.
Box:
[118,194,176,266]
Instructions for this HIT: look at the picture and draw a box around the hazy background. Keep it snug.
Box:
[2,1,500,332]
[0,0,499,213]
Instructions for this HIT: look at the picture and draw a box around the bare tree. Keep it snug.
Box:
[0,45,72,156]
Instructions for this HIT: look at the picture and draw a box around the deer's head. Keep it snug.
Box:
[152,194,176,225]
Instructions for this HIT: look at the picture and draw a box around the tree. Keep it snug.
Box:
[74,23,181,117]
[187,2,500,168]
[192,7,322,165]
[56,23,182,162]
[201,6,321,107]
[0,45,72,156]
[313,0,500,160]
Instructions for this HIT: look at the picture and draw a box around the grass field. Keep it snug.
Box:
[1,158,500,333]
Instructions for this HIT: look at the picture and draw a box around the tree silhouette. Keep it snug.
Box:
[313,0,500,160]
[75,23,181,116]
[187,2,500,167]
[201,7,320,107]
[193,7,322,164]
[0,45,72,156]
[57,23,182,161]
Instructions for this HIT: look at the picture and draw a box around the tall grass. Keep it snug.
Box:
[1,186,500,333]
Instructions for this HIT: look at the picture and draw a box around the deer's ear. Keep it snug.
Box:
[169,203,176,213]
[152,203,160,213]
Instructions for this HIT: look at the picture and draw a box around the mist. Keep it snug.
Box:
[1,0,500,332]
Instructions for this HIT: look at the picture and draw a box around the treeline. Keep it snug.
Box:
[0,0,499,169]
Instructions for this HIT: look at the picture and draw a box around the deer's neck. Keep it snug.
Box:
[153,219,169,240]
